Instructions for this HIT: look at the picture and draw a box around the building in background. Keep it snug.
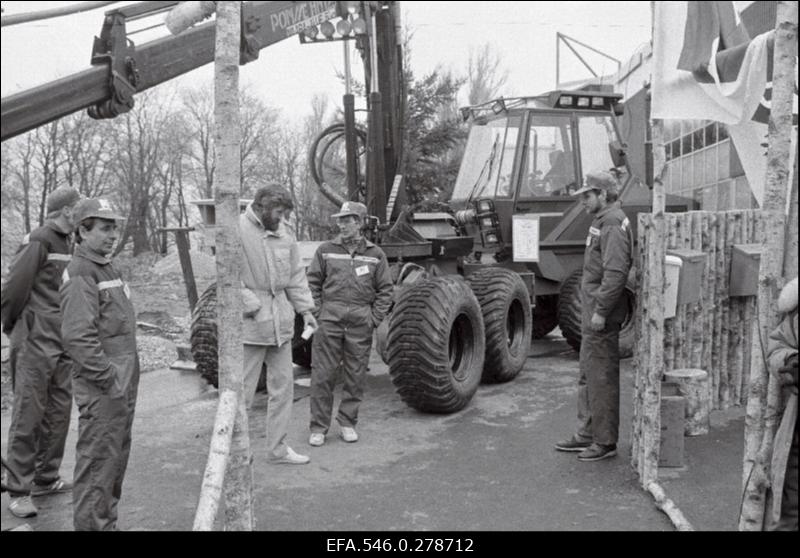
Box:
[579,1,778,211]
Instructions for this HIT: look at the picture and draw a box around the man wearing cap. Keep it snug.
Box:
[1,185,81,519]
[555,170,633,462]
[240,184,318,465]
[307,201,393,447]
[60,198,139,530]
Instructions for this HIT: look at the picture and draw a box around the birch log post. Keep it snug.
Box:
[632,214,650,473]
[784,160,799,279]
[677,215,691,366]
[193,389,238,530]
[711,213,725,409]
[689,212,703,369]
[730,212,746,408]
[739,0,797,530]
[212,0,252,532]
[701,212,713,372]
[739,213,786,530]
[721,212,738,408]
[638,118,667,487]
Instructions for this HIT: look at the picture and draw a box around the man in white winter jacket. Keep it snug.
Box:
[240,183,318,465]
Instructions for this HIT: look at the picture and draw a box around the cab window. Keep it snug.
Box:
[519,114,576,197]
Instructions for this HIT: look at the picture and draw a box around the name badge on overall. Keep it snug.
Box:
[355,265,370,277]
[587,226,601,246]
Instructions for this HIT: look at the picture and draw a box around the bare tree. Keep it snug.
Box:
[60,112,113,198]
[239,90,280,196]
[181,87,216,198]
[32,121,64,227]
[1,144,24,273]
[107,90,174,256]
[466,43,509,106]
[153,114,192,253]
[181,86,280,199]
[8,133,36,234]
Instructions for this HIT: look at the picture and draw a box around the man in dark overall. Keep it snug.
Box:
[60,198,139,530]
[1,185,81,518]
[555,170,633,462]
[307,201,393,447]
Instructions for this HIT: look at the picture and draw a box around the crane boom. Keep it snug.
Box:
[1,0,339,142]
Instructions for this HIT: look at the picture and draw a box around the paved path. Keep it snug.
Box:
[1,333,744,531]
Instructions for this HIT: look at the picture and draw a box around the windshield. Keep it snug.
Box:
[451,116,521,201]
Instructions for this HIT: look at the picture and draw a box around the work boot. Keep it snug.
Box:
[340,426,358,443]
[577,443,617,462]
[9,495,38,518]
[309,432,325,447]
[554,436,592,452]
[270,446,310,465]
[31,477,73,497]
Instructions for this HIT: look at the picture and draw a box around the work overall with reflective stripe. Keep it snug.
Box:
[1,221,74,495]
[575,204,633,447]
[306,237,393,434]
[60,243,139,531]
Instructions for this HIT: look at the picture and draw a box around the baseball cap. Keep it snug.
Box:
[74,198,125,222]
[572,170,618,196]
[332,201,368,219]
[46,186,81,212]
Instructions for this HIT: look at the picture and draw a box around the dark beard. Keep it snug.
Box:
[262,215,280,231]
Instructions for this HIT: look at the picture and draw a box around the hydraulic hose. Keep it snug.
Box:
[308,122,367,207]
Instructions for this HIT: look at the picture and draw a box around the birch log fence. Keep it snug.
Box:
[632,209,774,485]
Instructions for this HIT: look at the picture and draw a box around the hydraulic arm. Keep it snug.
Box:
[1,0,340,142]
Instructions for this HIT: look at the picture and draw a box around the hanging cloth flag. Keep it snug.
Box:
[652,1,797,208]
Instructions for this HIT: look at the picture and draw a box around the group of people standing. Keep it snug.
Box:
[238,185,392,465]
[2,188,136,530]
[0,182,393,529]
[2,170,795,531]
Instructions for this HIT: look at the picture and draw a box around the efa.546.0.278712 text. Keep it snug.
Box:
[326,538,474,552]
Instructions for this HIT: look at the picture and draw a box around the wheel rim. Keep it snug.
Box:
[506,298,526,356]
[449,312,476,382]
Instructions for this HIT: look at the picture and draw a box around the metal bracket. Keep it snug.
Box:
[88,12,139,119]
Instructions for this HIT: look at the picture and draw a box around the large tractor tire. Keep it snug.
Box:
[386,276,485,413]
[191,283,309,388]
[531,294,559,339]
[190,283,222,388]
[557,270,635,358]
[466,268,532,383]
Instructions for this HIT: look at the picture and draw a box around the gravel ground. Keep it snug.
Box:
[0,250,207,412]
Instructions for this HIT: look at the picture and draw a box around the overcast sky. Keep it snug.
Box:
[1,1,653,122]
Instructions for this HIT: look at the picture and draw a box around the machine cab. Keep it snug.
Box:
[449,89,630,254]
